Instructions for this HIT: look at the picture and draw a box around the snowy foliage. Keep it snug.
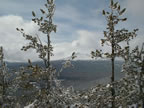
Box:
[0,0,143,108]
[91,0,138,107]
[0,47,17,107]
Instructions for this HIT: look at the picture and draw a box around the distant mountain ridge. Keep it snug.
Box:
[62,53,91,60]
[6,60,124,90]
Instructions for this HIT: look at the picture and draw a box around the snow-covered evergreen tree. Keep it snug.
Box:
[91,0,138,107]
[0,47,17,107]
[17,0,78,107]
[121,43,144,107]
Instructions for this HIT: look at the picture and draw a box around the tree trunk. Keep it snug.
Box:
[47,34,50,68]
[111,44,115,108]
[0,48,6,106]
[141,57,144,108]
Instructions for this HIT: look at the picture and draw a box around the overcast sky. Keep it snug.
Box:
[0,0,144,62]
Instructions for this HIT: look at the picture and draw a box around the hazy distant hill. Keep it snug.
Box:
[6,60,124,90]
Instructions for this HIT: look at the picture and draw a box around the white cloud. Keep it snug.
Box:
[0,15,40,62]
[53,30,106,60]
[0,15,143,62]
[56,5,81,22]
[72,30,101,50]
[0,15,103,62]
[122,0,144,23]
[125,0,144,16]
[55,5,105,29]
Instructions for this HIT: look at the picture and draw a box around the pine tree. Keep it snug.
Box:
[17,0,56,69]
[0,46,6,106]
[17,0,77,107]
[91,0,138,107]
[123,43,144,107]
[16,0,58,106]
[17,0,56,90]
[0,47,16,107]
